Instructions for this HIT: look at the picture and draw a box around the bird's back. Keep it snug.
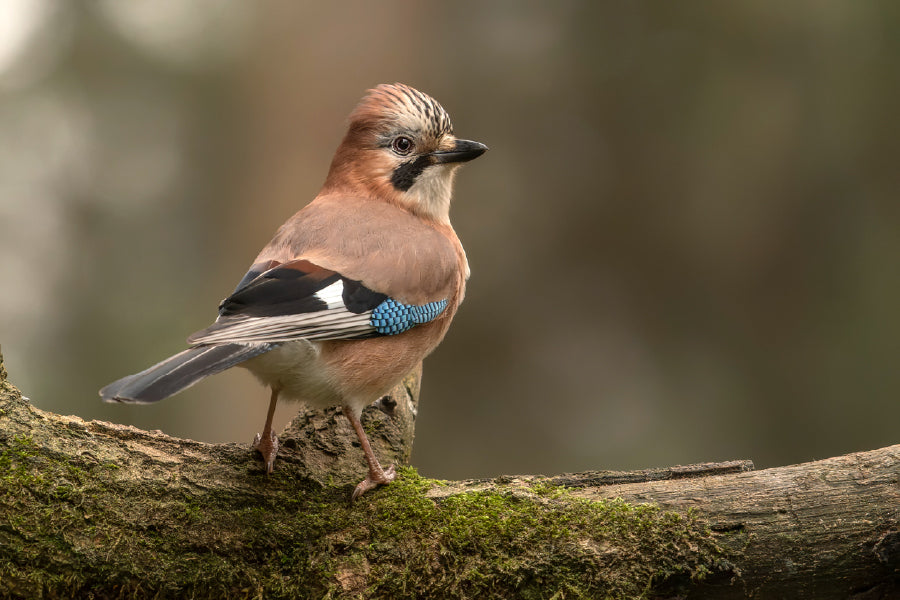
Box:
[256,193,467,306]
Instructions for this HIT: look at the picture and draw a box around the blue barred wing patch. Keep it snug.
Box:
[370,298,448,335]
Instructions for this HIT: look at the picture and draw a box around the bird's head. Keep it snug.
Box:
[323,83,487,223]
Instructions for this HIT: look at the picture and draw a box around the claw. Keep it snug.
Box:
[252,430,279,474]
[351,464,396,501]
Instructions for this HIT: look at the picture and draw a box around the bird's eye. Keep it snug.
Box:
[391,136,414,155]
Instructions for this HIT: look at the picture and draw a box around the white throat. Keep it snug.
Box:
[404,164,457,223]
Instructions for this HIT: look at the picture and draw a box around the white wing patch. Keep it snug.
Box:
[315,280,345,309]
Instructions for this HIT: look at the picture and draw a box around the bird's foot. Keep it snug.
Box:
[351,463,396,501]
[252,430,279,474]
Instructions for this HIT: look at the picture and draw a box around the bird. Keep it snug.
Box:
[100,83,487,499]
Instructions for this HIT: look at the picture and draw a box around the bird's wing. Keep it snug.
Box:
[186,259,449,345]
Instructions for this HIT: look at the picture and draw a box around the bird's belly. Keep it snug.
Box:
[240,341,342,408]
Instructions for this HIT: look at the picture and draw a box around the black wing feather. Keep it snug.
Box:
[218,259,341,318]
[341,278,388,314]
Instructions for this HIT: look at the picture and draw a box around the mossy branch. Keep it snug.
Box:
[1,350,898,599]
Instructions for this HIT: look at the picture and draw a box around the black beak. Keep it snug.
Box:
[431,139,488,165]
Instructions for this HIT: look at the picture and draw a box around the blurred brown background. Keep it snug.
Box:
[2,2,898,480]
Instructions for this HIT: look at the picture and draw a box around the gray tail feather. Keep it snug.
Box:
[99,343,273,404]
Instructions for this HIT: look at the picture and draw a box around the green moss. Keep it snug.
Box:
[0,426,729,599]
[346,470,729,599]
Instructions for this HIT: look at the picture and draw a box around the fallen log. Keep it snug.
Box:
[0,350,896,599]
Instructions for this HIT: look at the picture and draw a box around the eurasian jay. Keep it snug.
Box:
[100,83,487,499]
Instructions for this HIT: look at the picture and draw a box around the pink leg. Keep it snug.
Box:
[343,406,396,500]
[252,387,280,474]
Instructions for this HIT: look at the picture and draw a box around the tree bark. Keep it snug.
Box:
[0,350,897,599]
